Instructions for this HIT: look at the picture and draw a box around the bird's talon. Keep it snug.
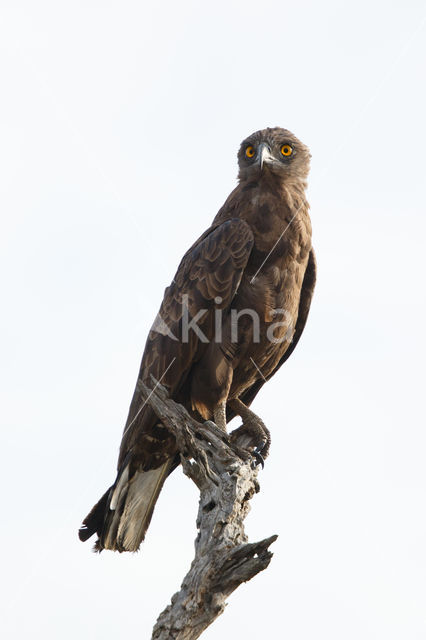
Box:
[252,450,265,469]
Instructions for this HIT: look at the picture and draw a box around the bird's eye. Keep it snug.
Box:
[245,145,255,158]
[280,144,293,157]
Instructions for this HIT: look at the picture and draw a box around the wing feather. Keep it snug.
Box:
[118,218,254,468]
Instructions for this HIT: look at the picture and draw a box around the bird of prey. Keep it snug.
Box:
[79,127,316,552]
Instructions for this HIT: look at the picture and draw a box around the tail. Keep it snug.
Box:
[79,460,172,552]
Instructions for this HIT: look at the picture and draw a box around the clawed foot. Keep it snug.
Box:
[229,416,271,469]
[207,399,271,468]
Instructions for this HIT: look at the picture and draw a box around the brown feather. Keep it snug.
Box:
[79,127,316,552]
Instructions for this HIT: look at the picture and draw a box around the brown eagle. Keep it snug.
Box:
[79,127,316,552]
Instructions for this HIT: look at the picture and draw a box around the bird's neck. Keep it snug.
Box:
[213,174,311,248]
[239,172,309,216]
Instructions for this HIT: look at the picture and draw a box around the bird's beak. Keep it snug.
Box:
[258,143,274,170]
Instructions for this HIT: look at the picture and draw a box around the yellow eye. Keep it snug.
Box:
[281,144,293,157]
[245,145,255,158]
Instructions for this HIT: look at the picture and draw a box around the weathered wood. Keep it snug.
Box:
[138,379,277,640]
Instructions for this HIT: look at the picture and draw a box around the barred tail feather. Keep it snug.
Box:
[79,460,172,553]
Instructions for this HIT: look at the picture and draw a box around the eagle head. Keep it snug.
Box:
[237,127,311,184]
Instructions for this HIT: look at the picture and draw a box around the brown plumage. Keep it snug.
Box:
[79,127,316,552]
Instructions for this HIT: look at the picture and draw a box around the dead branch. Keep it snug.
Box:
[137,379,277,640]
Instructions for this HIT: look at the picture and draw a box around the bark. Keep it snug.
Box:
[138,379,277,640]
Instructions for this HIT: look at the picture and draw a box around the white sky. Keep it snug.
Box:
[1,1,426,638]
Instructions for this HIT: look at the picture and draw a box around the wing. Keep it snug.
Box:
[238,248,317,409]
[118,217,254,468]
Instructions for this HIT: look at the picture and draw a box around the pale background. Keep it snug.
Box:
[1,1,425,638]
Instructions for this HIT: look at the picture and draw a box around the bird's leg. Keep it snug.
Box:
[213,401,228,433]
[228,398,271,466]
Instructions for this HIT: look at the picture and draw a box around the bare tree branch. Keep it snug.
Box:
[138,379,277,640]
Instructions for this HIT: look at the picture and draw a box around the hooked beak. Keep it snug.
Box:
[258,143,274,170]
